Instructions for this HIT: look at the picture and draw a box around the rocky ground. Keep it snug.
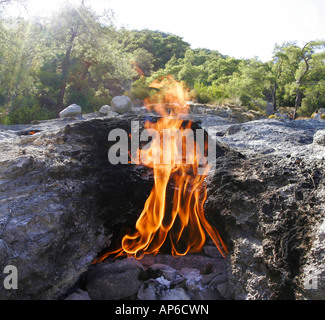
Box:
[0,105,324,300]
[66,246,228,301]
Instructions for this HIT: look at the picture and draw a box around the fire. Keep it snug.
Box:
[95,76,228,263]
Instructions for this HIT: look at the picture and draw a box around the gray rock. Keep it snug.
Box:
[191,288,223,300]
[98,105,111,115]
[179,268,204,292]
[98,105,119,117]
[65,289,91,300]
[85,258,144,300]
[215,118,325,158]
[161,288,191,300]
[297,218,325,300]
[0,116,158,300]
[205,144,325,299]
[137,279,160,300]
[313,129,325,146]
[208,274,228,288]
[149,264,177,281]
[265,102,275,116]
[59,104,82,118]
[216,282,230,299]
[111,96,133,114]
[137,277,170,300]
[137,277,191,300]
[0,150,106,299]
[1,112,324,301]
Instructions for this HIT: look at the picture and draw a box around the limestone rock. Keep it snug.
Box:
[137,279,160,300]
[191,288,223,300]
[215,118,325,158]
[148,264,177,281]
[111,96,133,114]
[313,129,325,146]
[161,288,191,300]
[65,289,91,300]
[1,113,325,301]
[85,258,144,300]
[98,105,111,115]
[59,104,82,118]
[0,116,158,300]
[205,147,325,299]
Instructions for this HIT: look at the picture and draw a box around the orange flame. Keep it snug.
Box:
[95,76,228,263]
[131,60,145,77]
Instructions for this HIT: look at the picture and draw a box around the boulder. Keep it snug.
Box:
[0,116,158,300]
[313,129,325,146]
[98,105,111,115]
[111,96,133,114]
[98,105,118,117]
[85,258,144,300]
[216,119,325,157]
[59,104,82,118]
[205,150,325,299]
[203,118,325,299]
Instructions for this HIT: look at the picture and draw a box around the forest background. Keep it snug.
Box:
[0,0,325,124]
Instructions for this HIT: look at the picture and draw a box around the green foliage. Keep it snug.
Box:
[192,83,228,104]
[0,3,325,124]
[5,96,55,124]
[118,29,190,71]
[129,76,151,100]
[298,80,325,116]
[0,3,138,123]
[131,48,155,76]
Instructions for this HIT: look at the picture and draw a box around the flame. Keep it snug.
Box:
[131,60,145,77]
[95,76,228,263]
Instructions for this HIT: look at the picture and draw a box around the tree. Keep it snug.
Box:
[38,3,135,115]
[225,59,267,108]
[266,44,289,111]
[131,48,155,77]
[44,3,98,116]
[207,56,240,86]
[0,17,46,123]
[119,29,190,71]
[298,45,325,116]
[286,41,325,118]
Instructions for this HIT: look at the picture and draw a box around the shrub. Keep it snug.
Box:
[193,83,228,104]
[6,103,55,124]
[129,76,151,100]
[4,93,58,124]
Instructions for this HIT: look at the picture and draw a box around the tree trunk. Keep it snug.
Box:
[292,43,311,120]
[293,88,303,119]
[272,83,277,112]
[56,31,77,117]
